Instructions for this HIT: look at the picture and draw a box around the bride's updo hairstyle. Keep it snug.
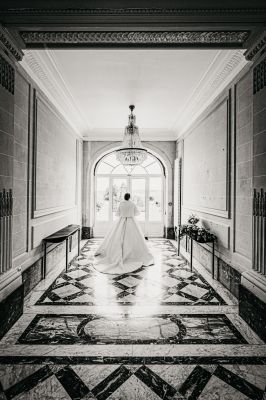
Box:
[124,193,130,201]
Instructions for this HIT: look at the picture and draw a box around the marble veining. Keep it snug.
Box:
[17,313,247,345]
[0,362,265,400]
[36,240,227,307]
[0,239,265,399]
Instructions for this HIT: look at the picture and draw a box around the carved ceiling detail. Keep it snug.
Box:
[0,26,23,61]
[245,32,266,61]
[21,31,250,47]
[2,8,265,16]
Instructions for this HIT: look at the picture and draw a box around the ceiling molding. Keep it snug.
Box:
[20,31,250,48]
[172,49,248,136]
[2,8,266,16]
[244,31,266,62]
[0,25,23,61]
[21,49,89,135]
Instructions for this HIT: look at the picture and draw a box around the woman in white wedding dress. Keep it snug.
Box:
[94,193,154,274]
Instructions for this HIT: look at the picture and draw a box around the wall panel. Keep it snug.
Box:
[33,93,77,217]
[13,72,30,258]
[183,95,230,217]
[234,71,253,259]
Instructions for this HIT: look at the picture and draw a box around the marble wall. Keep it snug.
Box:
[0,48,82,331]
[176,64,254,296]
[0,54,14,194]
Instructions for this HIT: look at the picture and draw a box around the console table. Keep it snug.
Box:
[177,228,216,278]
[42,224,81,278]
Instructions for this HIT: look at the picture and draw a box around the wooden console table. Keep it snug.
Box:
[42,224,81,278]
[177,228,216,278]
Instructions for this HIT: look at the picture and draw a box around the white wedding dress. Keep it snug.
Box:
[94,200,154,274]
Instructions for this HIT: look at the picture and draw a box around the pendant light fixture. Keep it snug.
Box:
[116,105,147,172]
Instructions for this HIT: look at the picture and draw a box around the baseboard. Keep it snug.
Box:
[0,284,24,340]
[239,284,266,341]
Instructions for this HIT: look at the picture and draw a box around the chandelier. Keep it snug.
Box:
[116,105,147,171]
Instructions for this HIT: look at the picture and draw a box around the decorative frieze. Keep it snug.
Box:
[0,54,15,94]
[0,26,23,62]
[2,8,265,16]
[245,32,266,62]
[253,58,266,94]
[20,31,250,47]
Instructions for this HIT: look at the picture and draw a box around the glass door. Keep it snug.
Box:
[112,177,128,221]
[148,176,164,236]
[131,177,146,235]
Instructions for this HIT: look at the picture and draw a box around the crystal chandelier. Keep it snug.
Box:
[116,105,147,171]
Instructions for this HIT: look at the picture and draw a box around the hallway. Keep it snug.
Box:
[0,2,266,399]
[0,239,265,399]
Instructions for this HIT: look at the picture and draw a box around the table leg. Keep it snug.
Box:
[185,234,188,252]
[43,241,47,279]
[212,241,215,279]
[177,227,180,256]
[78,228,81,256]
[190,237,193,272]
[66,237,69,273]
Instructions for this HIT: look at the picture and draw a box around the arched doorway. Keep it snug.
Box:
[94,151,165,237]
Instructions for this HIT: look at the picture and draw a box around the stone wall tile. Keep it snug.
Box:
[253,131,266,156]
[253,152,266,177]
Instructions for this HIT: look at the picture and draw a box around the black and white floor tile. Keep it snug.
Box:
[0,239,265,399]
[36,240,226,306]
[0,360,265,399]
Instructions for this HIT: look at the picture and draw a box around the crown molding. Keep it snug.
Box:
[0,25,23,62]
[20,31,250,48]
[2,8,265,16]
[172,49,248,136]
[244,31,266,62]
[21,49,89,136]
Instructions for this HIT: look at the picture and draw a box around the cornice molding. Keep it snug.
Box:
[1,8,266,16]
[0,25,23,61]
[172,49,248,136]
[21,49,88,136]
[21,31,250,47]
[245,31,266,62]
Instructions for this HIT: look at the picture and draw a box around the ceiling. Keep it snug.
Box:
[21,48,248,140]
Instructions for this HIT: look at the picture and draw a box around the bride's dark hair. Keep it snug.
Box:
[124,193,130,200]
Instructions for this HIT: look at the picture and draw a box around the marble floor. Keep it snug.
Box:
[0,239,265,399]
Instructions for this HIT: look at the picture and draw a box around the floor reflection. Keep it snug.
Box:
[36,239,226,307]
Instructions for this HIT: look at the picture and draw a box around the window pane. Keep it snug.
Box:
[149,177,162,221]
[146,161,162,174]
[112,165,128,174]
[142,154,155,167]
[103,153,120,167]
[96,162,113,174]
[131,165,146,175]
[96,177,110,221]
[112,178,128,220]
[132,178,145,221]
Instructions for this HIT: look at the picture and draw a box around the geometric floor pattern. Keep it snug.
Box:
[0,239,265,399]
[0,362,265,399]
[36,239,227,306]
[17,313,247,345]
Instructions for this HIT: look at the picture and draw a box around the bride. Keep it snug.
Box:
[94,193,154,274]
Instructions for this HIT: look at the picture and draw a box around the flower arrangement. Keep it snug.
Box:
[179,214,217,243]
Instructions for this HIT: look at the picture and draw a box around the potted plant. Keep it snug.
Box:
[179,214,217,243]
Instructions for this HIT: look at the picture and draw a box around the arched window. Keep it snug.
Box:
[95,152,164,175]
[94,151,165,237]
